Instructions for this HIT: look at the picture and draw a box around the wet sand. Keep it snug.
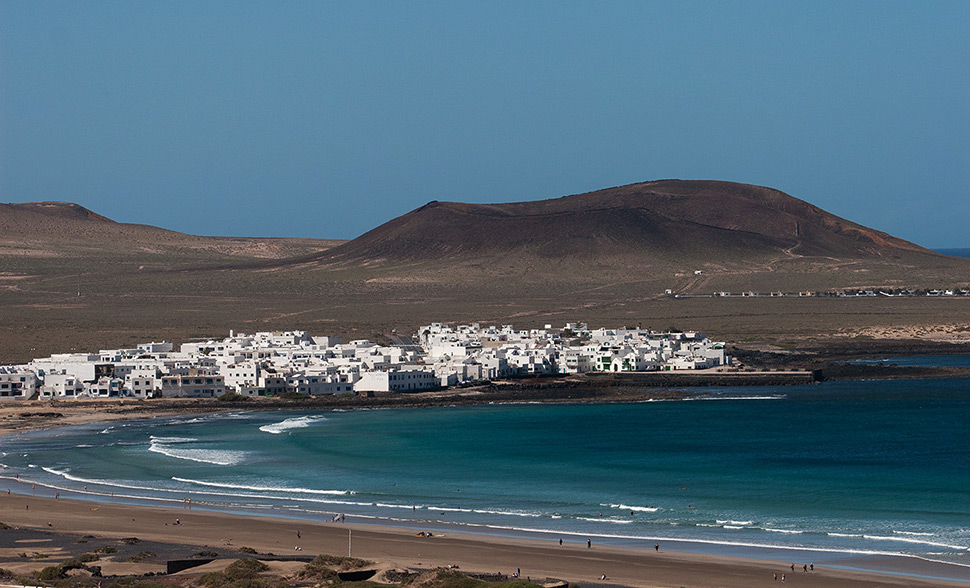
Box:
[0,400,224,438]
[0,489,965,587]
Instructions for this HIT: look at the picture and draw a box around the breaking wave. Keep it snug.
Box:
[259,415,328,434]
[148,440,246,466]
[171,477,350,495]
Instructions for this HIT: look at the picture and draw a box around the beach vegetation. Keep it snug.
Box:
[32,552,50,559]
[198,558,281,588]
[223,558,269,580]
[0,521,11,529]
[30,558,102,584]
[197,575,288,588]
[77,553,100,562]
[126,551,156,562]
[48,579,175,588]
[35,564,64,581]
[305,554,373,570]
[219,391,249,402]
[95,546,117,554]
[418,574,481,588]
[196,550,220,558]
[298,566,337,582]
[397,569,546,588]
[299,553,373,581]
[199,570,232,587]
[102,580,171,588]
[278,391,309,400]
[237,547,258,554]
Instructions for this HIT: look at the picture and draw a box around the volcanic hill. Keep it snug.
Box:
[320,180,945,275]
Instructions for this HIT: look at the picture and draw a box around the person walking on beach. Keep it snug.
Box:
[654,543,660,551]
[587,539,591,548]
[559,538,562,546]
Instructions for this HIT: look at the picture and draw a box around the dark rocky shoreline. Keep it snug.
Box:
[730,340,970,382]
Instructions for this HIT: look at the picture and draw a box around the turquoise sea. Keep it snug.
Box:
[2,377,969,579]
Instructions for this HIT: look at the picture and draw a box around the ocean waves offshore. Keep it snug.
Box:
[1,380,969,571]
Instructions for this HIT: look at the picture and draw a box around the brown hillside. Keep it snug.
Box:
[1,201,116,224]
[0,201,343,260]
[322,180,934,267]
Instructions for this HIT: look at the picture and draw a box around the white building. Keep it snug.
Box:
[125,367,160,398]
[159,372,226,398]
[0,369,37,401]
[85,377,124,398]
[40,372,85,399]
[354,368,436,393]
[286,371,355,395]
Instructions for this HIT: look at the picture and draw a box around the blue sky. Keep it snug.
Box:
[2,1,968,247]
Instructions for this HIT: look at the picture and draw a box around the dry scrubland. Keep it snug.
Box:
[1,223,969,363]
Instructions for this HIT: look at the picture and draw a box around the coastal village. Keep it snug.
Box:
[0,323,728,401]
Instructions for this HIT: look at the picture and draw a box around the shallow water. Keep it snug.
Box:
[847,354,970,367]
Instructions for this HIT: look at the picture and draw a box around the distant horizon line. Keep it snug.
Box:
[934,248,970,258]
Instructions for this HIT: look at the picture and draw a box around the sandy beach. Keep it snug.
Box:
[1,485,966,587]
[0,400,227,438]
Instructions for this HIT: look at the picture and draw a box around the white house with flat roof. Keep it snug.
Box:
[125,366,160,398]
[354,367,436,393]
[159,372,225,398]
[39,372,84,398]
[0,369,37,401]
